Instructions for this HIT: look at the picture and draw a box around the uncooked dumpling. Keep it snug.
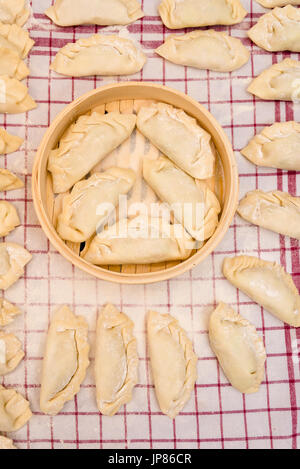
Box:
[82,215,195,265]
[0,128,23,154]
[0,384,32,432]
[95,304,138,416]
[209,302,266,394]
[247,59,300,101]
[0,47,29,80]
[241,121,300,171]
[40,306,90,416]
[0,298,21,326]
[223,256,300,327]
[0,331,24,375]
[0,169,23,191]
[0,0,30,27]
[0,201,20,237]
[256,1,300,8]
[57,167,136,243]
[45,0,144,27]
[156,30,250,72]
[51,34,146,77]
[0,75,37,113]
[147,310,197,419]
[159,0,247,29]
[143,156,220,241]
[0,22,34,58]
[0,435,16,449]
[48,112,136,193]
[137,103,215,179]
[238,190,300,240]
[0,243,32,290]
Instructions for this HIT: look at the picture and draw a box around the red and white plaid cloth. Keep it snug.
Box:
[0,0,299,449]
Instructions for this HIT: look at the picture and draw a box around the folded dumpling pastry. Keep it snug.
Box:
[0,169,23,191]
[209,303,266,394]
[0,384,32,432]
[51,34,146,77]
[40,306,90,416]
[0,128,23,154]
[0,0,30,27]
[248,59,300,101]
[0,47,29,80]
[57,167,136,243]
[0,22,34,58]
[0,436,16,449]
[48,112,136,193]
[137,103,215,179]
[256,0,300,6]
[95,304,138,416]
[0,298,21,326]
[0,201,20,237]
[223,256,300,327]
[156,30,250,72]
[0,243,32,290]
[0,331,24,375]
[143,156,221,241]
[0,75,37,113]
[45,0,144,27]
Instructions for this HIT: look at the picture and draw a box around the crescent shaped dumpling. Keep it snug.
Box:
[241,121,300,171]
[51,34,146,77]
[0,298,21,327]
[57,167,136,243]
[0,243,32,291]
[0,384,32,432]
[159,0,247,29]
[223,256,300,327]
[0,47,29,80]
[238,190,300,240]
[209,302,266,394]
[48,111,137,194]
[256,0,300,8]
[0,201,20,237]
[156,30,249,73]
[137,103,215,179]
[247,59,300,101]
[95,304,138,416]
[0,75,37,114]
[248,6,300,52]
[143,156,221,241]
[0,331,24,375]
[0,435,16,449]
[40,306,90,416]
[0,0,30,27]
[0,169,23,191]
[0,128,23,154]
[82,215,195,265]
[0,22,34,59]
[147,310,197,419]
[45,0,144,27]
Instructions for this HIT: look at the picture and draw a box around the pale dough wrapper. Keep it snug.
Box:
[57,167,136,243]
[241,121,300,171]
[0,75,36,114]
[0,0,30,27]
[0,384,32,432]
[256,0,300,8]
[82,215,195,265]
[95,304,138,416]
[0,128,23,154]
[147,310,197,419]
[45,0,144,27]
[0,331,24,375]
[248,6,300,52]
[223,256,300,328]
[0,22,34,59]
[238,190,300,240]
[0,201,20,237]
[48,111,137,194]
[0,169,23,192]
[51,34,147,77]
[137,103,215,179]
[209,303,266,394]
[0,243,32,291]
[143,156,221,241]
[0,47,29,80]
[40,306,90,416]
[247,59,300,101]
[0,298,21,327]
[156,30,250,72]
[0,435,16,449]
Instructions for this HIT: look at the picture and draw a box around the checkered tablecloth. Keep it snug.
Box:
[0,0,299,450]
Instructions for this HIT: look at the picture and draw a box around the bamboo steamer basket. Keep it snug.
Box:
[32,82,239,284]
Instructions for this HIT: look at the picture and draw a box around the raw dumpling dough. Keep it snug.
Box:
[0,331,24,375]
[137,103,215,179]
[247,59,300,101]
[238,190,300,240]
[0,169,23,191]
[0,75,37,113]
[0,128,23,154]
[209,302,266,393]
[48,112,136,193]
[0,22,34,58]
[51,34,146,77]
[147,310,197,419]
[0,201,20,237]
[241,121,300,171]
[156,30,250,72]
[0,47,29,80]
[248,6,300,52]
[0,0,29,27]
[57,167,136,243]
[256,1,300,8]
[45,0,144,27]
[223,256,300,327]
[0,385,32,432]
[0,435,16,449]
[0,298,21,326]
[82,215,195,265]
[143,156,221,241]
[40,305,90,416]
[95,304,138,416]
[0,243,32,290]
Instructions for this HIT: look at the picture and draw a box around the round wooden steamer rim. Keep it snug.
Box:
[32,82,239,284]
